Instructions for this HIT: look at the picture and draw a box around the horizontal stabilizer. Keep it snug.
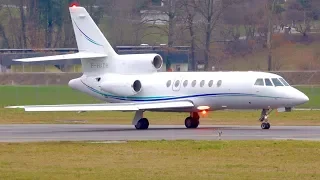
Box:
[13,52,107,62]
[6,101,194,112]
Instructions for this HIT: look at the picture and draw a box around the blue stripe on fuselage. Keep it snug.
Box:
[80,80,292,102]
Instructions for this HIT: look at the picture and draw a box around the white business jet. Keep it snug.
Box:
[7,5,309,130]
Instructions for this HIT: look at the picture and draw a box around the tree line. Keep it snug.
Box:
[0,0,319,71]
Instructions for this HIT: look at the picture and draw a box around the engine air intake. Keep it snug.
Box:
[152,55,163,70]
[133,80,142,93]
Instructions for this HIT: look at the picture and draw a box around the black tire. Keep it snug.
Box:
[192,119,199,128]
[135,118,149,130]
[261,122,270,129]
[185,117,199,129]
[266,123,270,129]
[185,117,193,128]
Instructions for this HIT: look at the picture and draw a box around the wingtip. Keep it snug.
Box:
[5,106,25,109]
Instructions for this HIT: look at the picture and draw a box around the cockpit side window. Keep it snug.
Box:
[279,78,290,86]
[264,78,273,86]
[254,78,264,86]
[271,78,284,87]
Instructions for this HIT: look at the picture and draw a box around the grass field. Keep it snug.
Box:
[0,85,319,125]
[0,140,319,180]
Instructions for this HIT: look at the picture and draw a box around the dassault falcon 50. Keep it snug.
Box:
[7,5,309,130]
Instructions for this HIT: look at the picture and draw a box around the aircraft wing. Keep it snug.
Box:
[6,101,194,112]
[13,52,107,62]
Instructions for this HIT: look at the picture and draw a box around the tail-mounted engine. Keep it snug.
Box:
[100,79,142,97]
[115,54,163,73]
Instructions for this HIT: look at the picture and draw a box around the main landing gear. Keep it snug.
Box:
[135,118,149,130]
[185,112,200,129]
[132,111,200,130]
[133,111,149,130]
[259,109,273,130]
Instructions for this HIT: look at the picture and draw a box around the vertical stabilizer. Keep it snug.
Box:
[69,6,117,56]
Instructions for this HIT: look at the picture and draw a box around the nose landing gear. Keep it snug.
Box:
[259,109,273,129]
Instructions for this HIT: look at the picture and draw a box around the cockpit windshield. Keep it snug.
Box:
[279,78,290,86]
[264,78,273,86]
[254,77,290,87]
[254,78,264,86]
[271,78,284,87]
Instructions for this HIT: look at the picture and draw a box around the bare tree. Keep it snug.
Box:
[19,0,27,48]
[284,0,319,37]
[194,0,236,71]
[179,0,197,71]
[266,0,276,71]
[266,0,285,71]
[139,0,185,70]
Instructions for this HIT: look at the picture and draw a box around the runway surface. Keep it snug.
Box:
[0,124,320,142]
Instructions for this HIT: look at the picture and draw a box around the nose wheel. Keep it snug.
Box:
[261,122,270,129]
[259,109,273,129]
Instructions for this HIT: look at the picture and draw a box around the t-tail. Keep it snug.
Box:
[70,6,117,56]
[13,6,117,75]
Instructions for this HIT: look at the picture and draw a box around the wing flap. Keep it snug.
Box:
[13,52,107,62]
[5,101,194,112]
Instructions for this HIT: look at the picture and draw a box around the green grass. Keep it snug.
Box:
[296,86,320,109]
[0,85,101,106]
[11,65,62,73]
[0,140,319,180]
[0,85,319,125]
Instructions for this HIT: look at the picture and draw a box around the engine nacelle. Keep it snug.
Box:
[151,55,163,70]
[100,79,142,97]
[116,54,163,73]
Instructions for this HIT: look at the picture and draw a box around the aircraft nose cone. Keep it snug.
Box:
[295,91,309,105]
[300,93,309,104]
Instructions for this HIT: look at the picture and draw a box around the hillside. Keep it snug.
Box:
[219,34,320,71]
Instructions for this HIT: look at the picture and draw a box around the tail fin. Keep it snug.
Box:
[13,6,115,75]
[69,6,117,56]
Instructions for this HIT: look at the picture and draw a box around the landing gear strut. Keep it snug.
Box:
[259,109,273,129]
[133,110,149,130]
[185,112,200,129]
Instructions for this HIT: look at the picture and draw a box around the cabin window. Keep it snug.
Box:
[279,78,290,86]
[271,78,284,87]
[96,77,101,82]
[191,80,196,87]
[200,80,205,87]
[183,80,188,87]
[264,78,273,86]
[166,80,172,87]
[174,80,180,87]
[254,78,264,86]
[208,80,213,87]
[217,80,222,87]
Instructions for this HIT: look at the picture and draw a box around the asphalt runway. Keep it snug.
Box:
[0,124,320,142]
